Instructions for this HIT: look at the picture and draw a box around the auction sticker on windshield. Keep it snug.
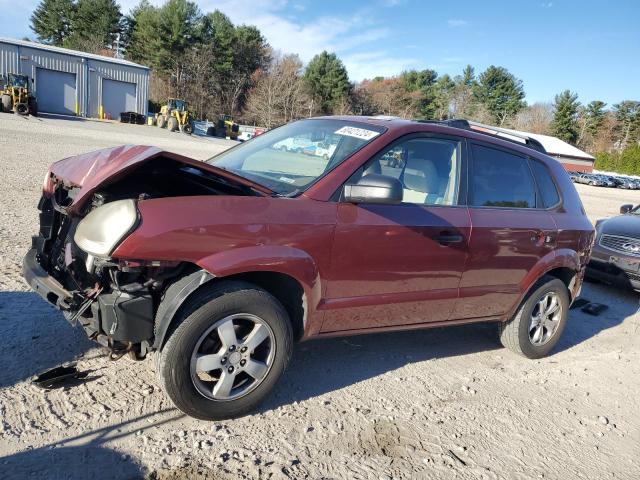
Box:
[334,126,381,141]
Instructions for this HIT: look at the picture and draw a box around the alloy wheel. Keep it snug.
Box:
[190,313,275,401]
[528,292,562,346]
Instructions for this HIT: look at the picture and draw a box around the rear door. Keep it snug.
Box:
[321,134,471,333]
[453,142,558,320]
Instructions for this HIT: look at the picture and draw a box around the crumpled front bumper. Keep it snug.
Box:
[22,248,73,311]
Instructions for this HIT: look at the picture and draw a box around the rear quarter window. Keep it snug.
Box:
[530,160,560,208]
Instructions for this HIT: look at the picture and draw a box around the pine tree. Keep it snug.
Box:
[30,0,76,45]
[304,51,351,114]
[65,0,123,52]
[613,101,640,150]
[474,66,526,125]
[124,0,161,65]
[550,90,580,144]
[584,100,606,137]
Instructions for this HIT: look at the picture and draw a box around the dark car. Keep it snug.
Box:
[23,116,594,420]
[587,203,640,289]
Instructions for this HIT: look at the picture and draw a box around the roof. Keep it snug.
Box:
[0,37,149,70]
[470,122,594,161]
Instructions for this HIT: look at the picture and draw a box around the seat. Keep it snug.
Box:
[402,157,440,204]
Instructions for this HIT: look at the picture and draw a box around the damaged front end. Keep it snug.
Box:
[25,187,185,359]
[24,146,264,359]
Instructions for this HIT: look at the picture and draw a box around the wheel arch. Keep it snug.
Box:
[509,249,581,321]
[153,260,314,350]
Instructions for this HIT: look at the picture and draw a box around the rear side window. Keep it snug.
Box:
[470,144,536,208]
[530,160,560,208]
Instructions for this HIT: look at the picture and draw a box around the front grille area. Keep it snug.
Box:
[599,234,640,257]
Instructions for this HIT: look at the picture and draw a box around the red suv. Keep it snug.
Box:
[24,117,594,419]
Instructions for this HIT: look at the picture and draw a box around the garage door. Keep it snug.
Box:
[102,79,137,119]
[36,69,76,115]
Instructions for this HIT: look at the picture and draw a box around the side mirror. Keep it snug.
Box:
[620,204,634,214]
[343,174,403,205]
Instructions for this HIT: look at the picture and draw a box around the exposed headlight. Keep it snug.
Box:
[74,199,138,257]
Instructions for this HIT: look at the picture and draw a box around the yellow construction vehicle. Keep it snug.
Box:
[156,98,192,134]
[0,73,37,116]
[216,114,240,140]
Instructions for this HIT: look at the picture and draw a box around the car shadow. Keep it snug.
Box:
[0,408,181,480]
[0,292,97,389]
[262,321,501,410]
[555,280,638,353]
[264,280,637,410]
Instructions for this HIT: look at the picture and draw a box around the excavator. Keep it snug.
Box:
[156,98,193,134]
[0,73,37,116]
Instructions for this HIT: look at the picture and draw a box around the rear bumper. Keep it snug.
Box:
[23,248,73,310]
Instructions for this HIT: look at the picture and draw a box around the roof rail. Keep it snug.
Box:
[417,118,547,154]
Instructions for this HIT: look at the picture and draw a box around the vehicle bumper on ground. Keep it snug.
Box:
[586,244,640,291]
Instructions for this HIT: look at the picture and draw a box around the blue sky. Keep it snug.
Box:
[1,0,638,105]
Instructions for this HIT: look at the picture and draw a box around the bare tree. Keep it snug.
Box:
[513,103,554,133]
[244,53,310,128]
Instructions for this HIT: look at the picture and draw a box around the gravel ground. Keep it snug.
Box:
[0,113,639,480]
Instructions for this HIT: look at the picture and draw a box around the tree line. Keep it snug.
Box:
[30,0,640,171]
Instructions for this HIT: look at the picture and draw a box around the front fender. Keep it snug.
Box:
[196,245,322,310]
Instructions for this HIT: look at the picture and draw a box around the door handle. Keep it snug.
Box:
[434,233,464,245]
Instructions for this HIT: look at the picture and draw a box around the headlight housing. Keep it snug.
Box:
[74,199,138,257]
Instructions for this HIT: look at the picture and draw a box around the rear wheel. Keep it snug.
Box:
[157,281,293,420]
[167,116,178,132]
[499,277,569,359]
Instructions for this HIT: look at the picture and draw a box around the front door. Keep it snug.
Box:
[320,135,470,333]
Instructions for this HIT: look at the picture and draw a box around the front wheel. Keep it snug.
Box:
[499,277,569,359]
[157,281,293,420]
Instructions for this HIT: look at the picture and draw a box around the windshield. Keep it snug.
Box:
[207,119,386,195]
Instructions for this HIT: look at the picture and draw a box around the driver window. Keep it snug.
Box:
[362,137,461,206]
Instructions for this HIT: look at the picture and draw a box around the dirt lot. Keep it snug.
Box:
[0,114,639,480]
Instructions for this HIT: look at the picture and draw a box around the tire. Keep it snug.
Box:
[157,115,166,128]
[167,116,178,132]
[15,103,29,115]
[182,122,193,134]
[1,94,12,113]
[157,281,293,420]
[499,276,569,359]
[589,182,595,186]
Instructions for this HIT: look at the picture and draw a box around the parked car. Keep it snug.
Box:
[593,175,616,187]
[587,204,640,290]
[575,173,604,186]
[568,171,580,182]
[23,117,594,420]
[615,176,637,189]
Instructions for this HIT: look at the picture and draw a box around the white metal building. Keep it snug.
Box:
[0,37,149,119]
[469,121,596,172]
